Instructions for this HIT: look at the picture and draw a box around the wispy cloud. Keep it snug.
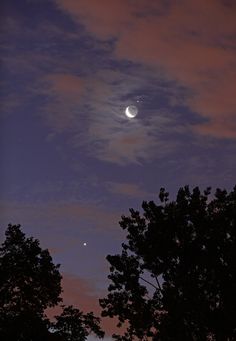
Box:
[106,181,153,199]
[54,0,236,139]
[42,68,179,164]
[3,0,236,169]
[0,199,120,234]
[1,7,185,165]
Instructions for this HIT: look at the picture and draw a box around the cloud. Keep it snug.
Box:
[61,273,102,312]
[41,73,86,132]
[106,181,153,199]
[82,115,169,165]
[5,0,235,168]
[46,272,122,336]
[43,68,177,164]
[0,199,120,235]
[1,7,184,165]
[54,0,133,39]
[0,18,85,120]
[46,73,84,99]
[54,0,236,139]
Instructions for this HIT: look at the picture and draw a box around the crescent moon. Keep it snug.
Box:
[125,105,138,118]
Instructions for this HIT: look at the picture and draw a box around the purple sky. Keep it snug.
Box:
[1,0,236,338]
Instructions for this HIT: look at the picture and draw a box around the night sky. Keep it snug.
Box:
[1,1,236,339]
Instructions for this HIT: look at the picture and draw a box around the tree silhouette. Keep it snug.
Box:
[100,186,236,341]
[0,224,104,341]
[0,224,62,340]
[53,305,104,341]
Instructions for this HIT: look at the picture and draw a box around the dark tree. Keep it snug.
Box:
[53,305,104,341]
[0,224,104,341]
[100,186,236,341]
[0,224,62,340]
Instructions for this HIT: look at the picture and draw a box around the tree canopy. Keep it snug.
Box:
[0,224,104,341]
[53,305,104,341]
[100,186,236,341]
[0,224,62,340]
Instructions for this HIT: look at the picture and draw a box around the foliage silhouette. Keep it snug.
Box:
[100,186,236,341]
[0,224,104,341]
[53,305,104,341]
[0,224,62,340]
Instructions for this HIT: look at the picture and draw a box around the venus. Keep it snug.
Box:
[125,105,138,118]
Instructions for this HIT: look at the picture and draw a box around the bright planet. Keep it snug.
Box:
[125,105,138,118]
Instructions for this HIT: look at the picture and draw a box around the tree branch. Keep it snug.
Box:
[154,275,162,293]
[139,276,158,290]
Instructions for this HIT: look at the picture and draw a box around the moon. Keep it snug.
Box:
[125,105,138,118]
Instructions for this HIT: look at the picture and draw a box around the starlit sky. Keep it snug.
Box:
[1,0,236,339]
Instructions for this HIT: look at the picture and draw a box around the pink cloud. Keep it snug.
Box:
[46,273,122,336]
[55,0,133,39]
[41,73,85,131]
[106,181,153,199]
[54,0,236,139]
[46,73,84,99]
[0,200,120,235]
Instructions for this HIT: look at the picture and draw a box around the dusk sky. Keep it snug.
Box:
[1,0,236,339]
